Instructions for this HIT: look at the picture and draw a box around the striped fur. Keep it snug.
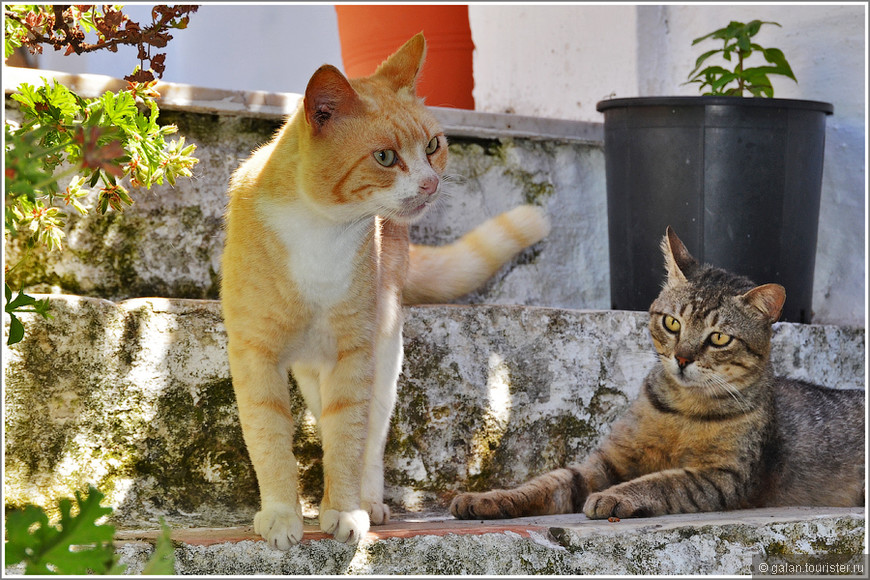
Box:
[221,34,549,549]
[451,227,864,520]
[404,205,550,305]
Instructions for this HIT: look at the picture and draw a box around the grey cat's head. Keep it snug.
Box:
[648,227,786,391]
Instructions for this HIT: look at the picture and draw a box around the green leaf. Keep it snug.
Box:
[10,486,118,575]
[688,64,729,84]
[47,80,80,122]
[98,90,138,128]
[4,505,50,567]
[762,47,797,81]
[10,82,38,109]
[6,289,38,311]
[688,19,794,98]
[688,48,722,78]
[7,316,25,345]
[710,71,738,93]
[691,27,724,45]
[141,519,176,575]
[745,20,764,37]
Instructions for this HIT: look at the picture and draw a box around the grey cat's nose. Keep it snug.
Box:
[419,175,439,196]
[676,355,692,370]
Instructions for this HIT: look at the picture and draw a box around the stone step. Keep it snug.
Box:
[4,67,606,311]
[107,508,865,575]
[4,295,864,531]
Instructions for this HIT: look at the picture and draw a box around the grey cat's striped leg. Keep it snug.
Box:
[583,466,746,519]
[450,447,627,519]
[450,464,598,519]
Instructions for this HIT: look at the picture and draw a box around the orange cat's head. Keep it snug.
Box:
[297,33,448,224]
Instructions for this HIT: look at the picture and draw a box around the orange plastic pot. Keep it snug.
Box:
[335,4,475,109]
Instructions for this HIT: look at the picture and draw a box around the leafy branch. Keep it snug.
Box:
[5,282,52,346]
[4,485,175,575]
[686,20,797,97]
[3,5,199,346]
[4,4,199,83]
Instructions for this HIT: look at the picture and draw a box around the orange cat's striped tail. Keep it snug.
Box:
[403,205,551,305]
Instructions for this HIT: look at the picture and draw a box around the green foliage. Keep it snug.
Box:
[141,520,176,575]
[3,5,199,346]
[686,20,797,97]
[4,486,175,575]
[5,281,52,345]
[5,486,121,575]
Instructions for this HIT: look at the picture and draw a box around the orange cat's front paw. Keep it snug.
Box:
[254,503,305,550]
[584,491,651,519]
[320,508,370,544]
[363,500,390,525]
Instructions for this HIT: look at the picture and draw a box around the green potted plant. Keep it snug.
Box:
[597,20,832,323]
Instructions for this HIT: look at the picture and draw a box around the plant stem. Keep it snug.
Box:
[28,163,81,193]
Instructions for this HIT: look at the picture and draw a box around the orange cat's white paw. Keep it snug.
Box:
[362,500,390,525]
[254,504,305,550]
[320,508,370,544]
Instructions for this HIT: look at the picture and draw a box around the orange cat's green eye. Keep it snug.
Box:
[374,149,397,167]
[663,315,681,333]
[708,332,732,347]
[425,136,439,155]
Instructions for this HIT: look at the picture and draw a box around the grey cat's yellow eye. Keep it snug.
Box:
[425,136,439,155]
[708,332,732,347]
[374,149,397,167]
[663,315,681,333]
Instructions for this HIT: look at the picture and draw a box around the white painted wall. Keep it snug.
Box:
[35,4,344,94]
[470,3,866,325]
[470,4,865,120]
[470,4,639,120]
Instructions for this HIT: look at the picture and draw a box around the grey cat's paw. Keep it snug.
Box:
[450,492,514,520]
[584,491,653,519]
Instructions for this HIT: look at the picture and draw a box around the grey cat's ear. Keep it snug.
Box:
[742,284,786,322]
[662,226,697,284]
[304,65,361,134]
[373,32,427,93]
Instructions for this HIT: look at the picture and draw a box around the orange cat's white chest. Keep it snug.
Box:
[258,198,371,308]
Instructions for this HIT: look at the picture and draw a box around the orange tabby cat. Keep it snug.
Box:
[221,33,550,549]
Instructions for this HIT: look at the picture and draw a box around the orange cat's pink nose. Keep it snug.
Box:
[419,175,439,196]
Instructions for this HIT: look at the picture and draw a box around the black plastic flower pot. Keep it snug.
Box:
[596,96,833,323]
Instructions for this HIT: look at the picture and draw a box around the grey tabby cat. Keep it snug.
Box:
[451,227,865,520]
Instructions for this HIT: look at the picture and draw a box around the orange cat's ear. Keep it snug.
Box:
[304,64,361,134]
[742,284,786,322]
[662,226,696,285]
[373,32,427,93]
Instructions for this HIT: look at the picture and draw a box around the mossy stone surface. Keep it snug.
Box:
[4,297,863,529]
[4,104,607,311]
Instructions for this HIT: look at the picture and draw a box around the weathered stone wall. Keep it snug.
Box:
[4,297,863,529]
[107,509,865,575]
[5,66,865,324]
[4,94,608,311]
